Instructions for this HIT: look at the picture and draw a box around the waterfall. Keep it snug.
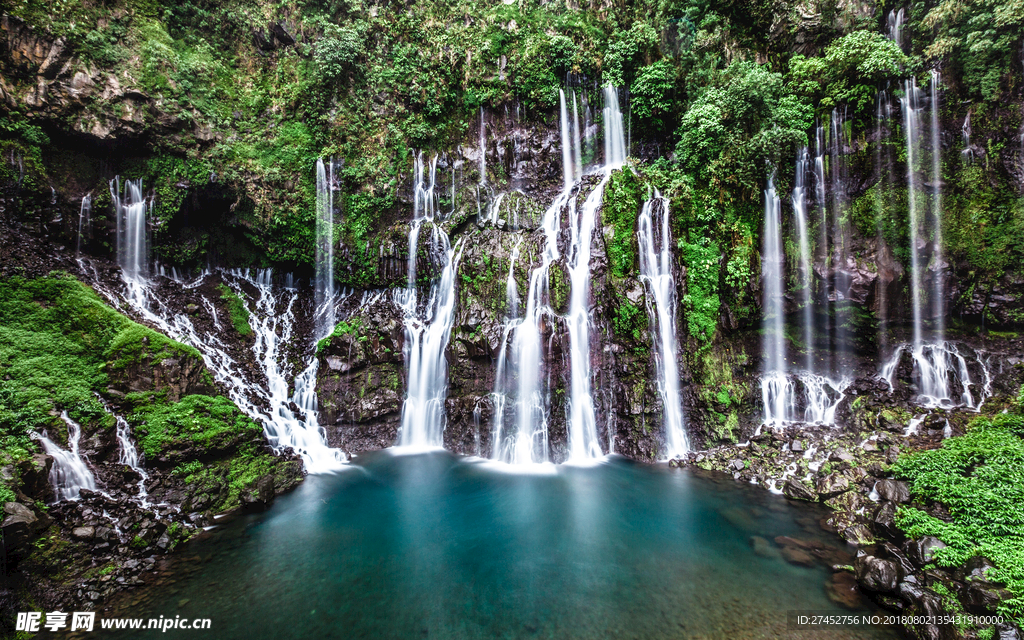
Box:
[110,177,151,306]
[315,159,336,341]
[572,92,583,179]
[792,148,814,376]
[88,265,346,473]
[875,90,893,350]
[559,90,575,190]
[76,193,92,257]
[829,109,853,379]
[887,8,905,48]
[99,397,150,505]
[396,153,465,449]
[760,178,793,426]
[479,107,487,184]
[882,73,969,408]
[603,85,627,167]
[564,85,626,461]
[930,71,946,336]
[812,127,832,375]
[35,412,97,502]
[637,190,688,457]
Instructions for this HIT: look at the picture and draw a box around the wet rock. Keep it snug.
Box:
[2,502,46,550]
[873,501,899,538]
[782,479,817,501]
[841,524,874,546]
[963,581,1011,614]
[815,473,849,498]
[873,479,910,503]
[903,536,947,567]
[855,555,899,593]
[71,526,95,540]
[17,455,52,499]
[996,624,1021,640]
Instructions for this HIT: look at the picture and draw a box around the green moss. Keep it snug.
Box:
[104,324,202,370]
[679,238,720,342]
[891,411,1024,621]
[603,166,643,279]
[217,284,252,337]
[130,395,263,461]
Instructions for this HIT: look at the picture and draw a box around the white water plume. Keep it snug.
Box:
[35,412,97,502]
[637,191,688,458]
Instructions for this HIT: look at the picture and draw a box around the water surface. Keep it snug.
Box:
[107,452,897,639]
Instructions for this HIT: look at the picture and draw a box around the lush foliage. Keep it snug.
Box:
[217,284,252,337]
[129,395,263,461]
[892,411,1024,620]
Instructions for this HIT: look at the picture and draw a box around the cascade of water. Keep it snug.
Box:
[92,264,346,472]
[102,398,149,505]
[637,190,688,457]
[930,71,946,337]
[761,178,794,426]
[875,90,892,350]
[792,148,814,376]
[902,79,926,351]
[563,86,627,461]
[35,412,97,502]
[813,126,833,376]
[887,8,905,48]
[960,111,973,161]
[76,193,92,257]
[397,153,465,449]
[479,107,487,184]
[110,177,151,307]
[315,159,337,341]
[829,109,854,379]
[603,85,627,167]
[572,92,583,179]
[559,90,575,190]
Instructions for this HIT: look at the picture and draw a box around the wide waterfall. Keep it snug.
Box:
[396,152,465,449]
[488,85,626,464]
[35,412,97,502]
[637,190,688,457]
[883,73,969,409]
[315,158,337,341]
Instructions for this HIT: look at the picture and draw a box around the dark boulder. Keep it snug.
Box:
[874,479,910,503]
[855,555,900,593]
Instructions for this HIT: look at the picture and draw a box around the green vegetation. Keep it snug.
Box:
[892,409,1024,620]
[603,166,643,279]
[679,239,720,343]
[128,395,262,461]
[0,274,286,510]
[217,284,252,337]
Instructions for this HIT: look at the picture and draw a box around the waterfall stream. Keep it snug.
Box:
[34,412,97,502]
[396,153,465,449]
[315,158,337,341]
[637,190,688,457]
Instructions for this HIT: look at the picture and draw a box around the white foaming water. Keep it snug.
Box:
[564,85,626,462]
[110,177,152,308]
[637,191,688,458]
[396,153,465,450]
[96,395,150,505]
[881,342,992,411]
[315,158,337,341]
[760,178,790,425]
[559,90,575,190]
[792,148,814,375]
[479,107,487,184]
[89,263,345,473]
[76,193,92,257]
[35,413,97,502]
